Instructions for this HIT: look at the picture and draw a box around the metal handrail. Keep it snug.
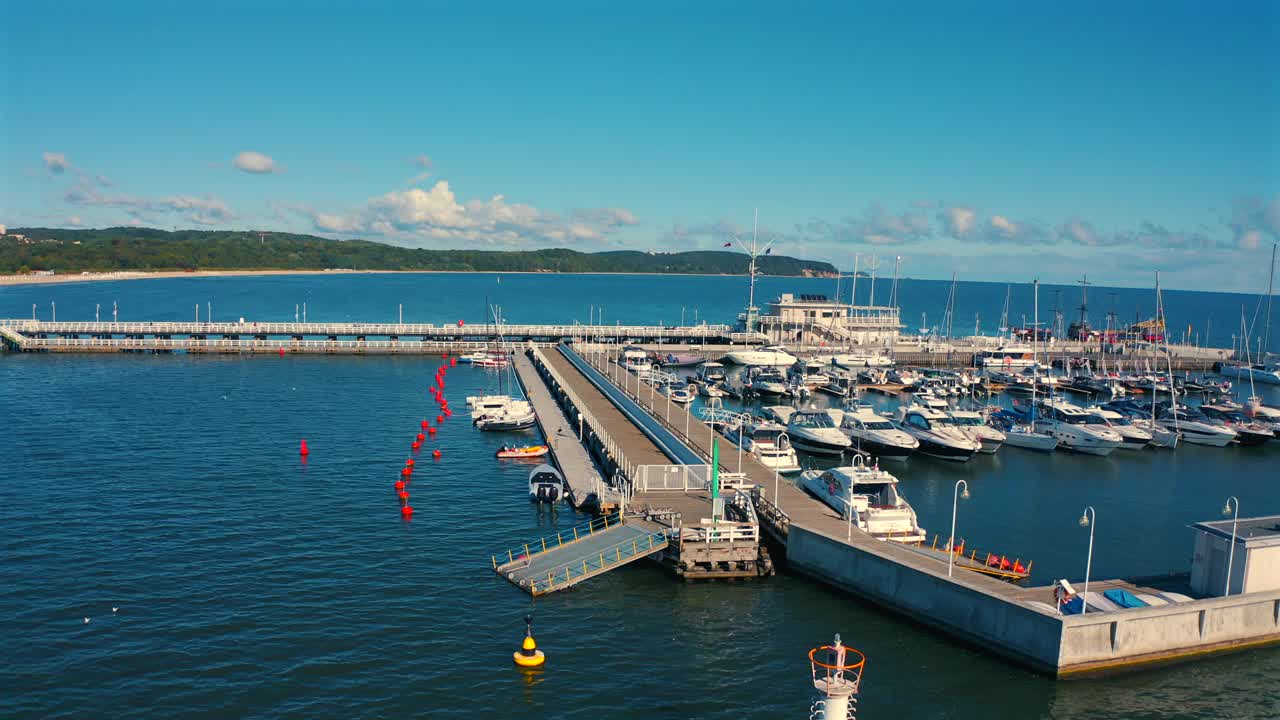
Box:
[529,529,668,593]
[492,511,623,568]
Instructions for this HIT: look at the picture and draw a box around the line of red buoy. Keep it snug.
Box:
[397,357,455,519]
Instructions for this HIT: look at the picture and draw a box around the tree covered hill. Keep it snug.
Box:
[2,227,836,276]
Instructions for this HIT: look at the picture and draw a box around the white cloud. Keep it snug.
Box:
[233,151,281,174]
[938,207,976,237]
[406,153,433,185]
[43,152,72,174]
[66,185,235,225]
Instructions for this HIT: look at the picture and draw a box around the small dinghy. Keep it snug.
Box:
[528,464,565,503]
[496,444,550,459]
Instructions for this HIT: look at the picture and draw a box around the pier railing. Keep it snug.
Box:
[525,529,670,595]
[491,511,624,570]
[632,464,711,493]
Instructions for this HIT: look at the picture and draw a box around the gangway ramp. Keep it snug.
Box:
[492,513,668,596]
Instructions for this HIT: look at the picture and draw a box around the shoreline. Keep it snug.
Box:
[0,268,837,286]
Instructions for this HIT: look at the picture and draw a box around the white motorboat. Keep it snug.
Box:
[528,464,565,503]
[822,352,895,369]
[661,382,695,404]
[1160,408,1237,447]
[760,405,796,426]
[1003,425,1060,451]
[1032,398,1123,455]
[740,418,802,473]
[1244,396,1280,433]
[698,361,727,383]
[786,409,853,455]
[1216,362,1280,385]
[796,459,927,543]
[750,368,791,397]
[1200,404,1275,445]
[1085,406,1153,449]
[946,409,1006,453]
[724,345,799,367]
[696,380,728,398]
[839,404,918,461]
[474,405,537,431]
[457,350,488,364]
[472,349,511,368]
[892,404,980,461]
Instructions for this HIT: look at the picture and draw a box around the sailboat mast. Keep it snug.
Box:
[1032,279,1039,410]
[851,254,860,307]
[1263,243,1276,360]
[747,209,758,322]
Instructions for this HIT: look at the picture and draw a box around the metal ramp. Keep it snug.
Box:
[491,512,668,596]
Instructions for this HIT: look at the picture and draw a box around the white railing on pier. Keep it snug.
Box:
[0,319,733,339]
[632,464,711,493]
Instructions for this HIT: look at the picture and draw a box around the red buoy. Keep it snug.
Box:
[421,420,429,429]
[406,459,415,468]
[299,440,310,456]
[401,505,414,517]
[394,480,405,491]
[416,433,425,441]
[432,449,442,459]
[278,347,285,357]
[444,408,452,417]
[427,426,437,435]
[401,467,411,477]
[457,319,464,327]
[450,357,457,366]
[411,441,421,450]
[437,414,444,423]
[399,491,410,502]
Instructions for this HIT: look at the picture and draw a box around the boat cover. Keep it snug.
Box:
[1103,588,1148,608]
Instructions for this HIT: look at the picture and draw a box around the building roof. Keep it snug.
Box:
[1190,515,1280,548]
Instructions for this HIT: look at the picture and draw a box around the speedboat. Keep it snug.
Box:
[892,404,980,461]
[750,368,791,397]
[1103,399,1180,448]
[839,404,919,461]
[946,409,1006,453]
[1032,399,1123,456]
[1067,374,1126,400]
[724,345,799,367]
[472,350,511,368]
[977,345,1036,368]
[698,361,727,383]
[661,382,695,404]
[824,352,895,369]
[816,373,854,398]
[696,381,728,398]
[741,418,802,473]
[786,409,853,456]
[1199,404,1273,446]
[796,459,927,543]
[1085,407,1153,449]
[528,464,565,503]
[1160,407,1237,447]
[457,351,488,364]
[497,444,550,459]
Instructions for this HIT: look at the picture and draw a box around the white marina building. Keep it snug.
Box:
[748,293,902,347]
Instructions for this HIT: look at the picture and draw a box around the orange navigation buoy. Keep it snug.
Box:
[299,440,310,456]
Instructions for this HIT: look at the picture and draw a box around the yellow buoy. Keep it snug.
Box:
[514,615,546,667]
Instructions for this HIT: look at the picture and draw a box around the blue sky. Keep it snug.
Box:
[2,1,1277,289]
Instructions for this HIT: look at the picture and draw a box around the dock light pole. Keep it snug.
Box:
[113,301,117,323]
[948,480,970,577]
[773,432,788,510]
[685,402,692,439]
[95,303,100,322]
[51,301,56,322]
[737,424,744,473]
[207,301,211,323]
[1079,506,1096,614]
[32,303,36,321]
[1223,496,1240,597]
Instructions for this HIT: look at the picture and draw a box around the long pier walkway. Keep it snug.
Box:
[511,350,617,512]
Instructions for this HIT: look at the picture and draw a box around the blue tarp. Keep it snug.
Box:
[1104,588,1148,608]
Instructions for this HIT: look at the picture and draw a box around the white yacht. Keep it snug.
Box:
[724,345,799,367]
[892,404,981,461]
[823,352,895,369]
[946,409,1006,453]
[1244,396,1280,433]
[977,345,1037,368]
[741,418,802,474]
[839,404,919,461]
[1085,406,1152,449]
[1033,399,1123,455]
[785,409,853,455]
[796,460,927,543]
[466,394,532,421]
[1160,408,1237,447]
[661,382,695,404]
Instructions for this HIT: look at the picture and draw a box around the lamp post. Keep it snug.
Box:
[1223,496,1240,597]
[773,432,788,510]
[948,480,970,577]
[736,424,744,473]
[1079,506,1096,614]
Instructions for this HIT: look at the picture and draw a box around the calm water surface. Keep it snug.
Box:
[2,274,1277,719]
